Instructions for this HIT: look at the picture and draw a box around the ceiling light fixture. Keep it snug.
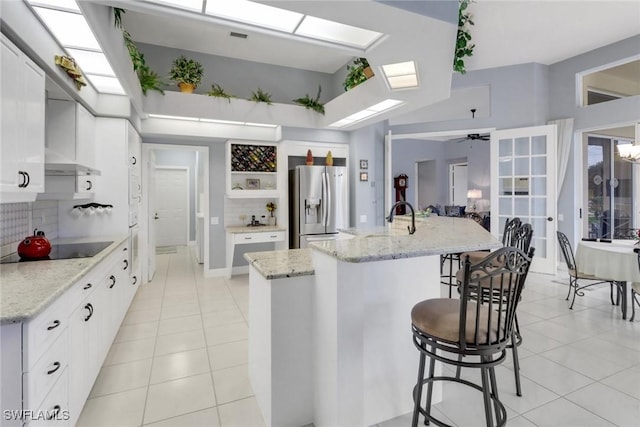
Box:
[617,144,640,163]
[329,99,404,128]
[381,61,418,90]
[295,16,383,49]
[205,0,304,33]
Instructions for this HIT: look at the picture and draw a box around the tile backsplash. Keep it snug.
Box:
[224,198,278,227]
[0,201,58,257]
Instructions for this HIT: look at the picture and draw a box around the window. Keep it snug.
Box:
[578,58,640,107]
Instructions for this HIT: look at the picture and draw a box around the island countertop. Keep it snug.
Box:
[226,225,285,233]
[0,235,128,324]
[313,216,501,263]
[244,248,314,280]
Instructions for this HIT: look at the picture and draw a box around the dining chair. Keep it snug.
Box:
[411,246,535,427]
[556,231,622,310]
[463,217,522,265]
[632,252,640,322]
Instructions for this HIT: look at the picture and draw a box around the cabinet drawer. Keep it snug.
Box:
[234,231,285,244]
[28,368,69,426]
[23,293,70,369]
[23,329,68,410]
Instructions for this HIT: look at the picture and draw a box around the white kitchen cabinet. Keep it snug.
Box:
[46,99,96,169]
[0,34,45,203]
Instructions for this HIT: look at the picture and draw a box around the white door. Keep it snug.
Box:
[155,167,189,247]
[450,163,468,205]
[491,125,557,274]
[147,151,157,281]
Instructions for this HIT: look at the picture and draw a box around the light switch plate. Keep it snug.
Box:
[360,215,367,223]
[210,217,219,225]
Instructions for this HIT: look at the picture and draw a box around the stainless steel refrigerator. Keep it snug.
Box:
[289,165,349,248]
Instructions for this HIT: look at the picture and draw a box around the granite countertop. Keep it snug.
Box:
[226,225,286,233]
[0,235,128,324]
[244,248,314,280]
[314,216,501,263]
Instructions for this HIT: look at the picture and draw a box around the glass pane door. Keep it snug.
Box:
[491,125,557,274]
[586,136,634,239]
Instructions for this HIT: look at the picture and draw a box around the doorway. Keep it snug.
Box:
[449,163,468,205]
[155,167,189,247]
[141,143,210,283]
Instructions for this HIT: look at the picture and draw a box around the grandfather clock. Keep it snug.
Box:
[394,174,408,215]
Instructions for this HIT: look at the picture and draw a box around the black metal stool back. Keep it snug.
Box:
[502,217,522,246]
[411,246,535,427]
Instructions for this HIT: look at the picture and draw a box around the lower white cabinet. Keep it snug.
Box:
[1,241,136,427]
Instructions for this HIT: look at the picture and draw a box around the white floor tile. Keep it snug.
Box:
[540,346,627,381]
[144,373,216,424]
[217,397,266,427]
[157,314,203,336]
[212,364,254,404]
[517,355,594,395]
[103,337,155,366]
[205,322,248,346]
[77,387,147,427]
[154,329,206,356]
[521,398,615,426]
[89,358,152,398]
[565,382,640,426]
[114,321,159,343]
[150,348,211,384]
[143,407,220,427]
[208,340,249,371]
[600,369,640,400]
[202,309,245,329]
[122,307,161,325]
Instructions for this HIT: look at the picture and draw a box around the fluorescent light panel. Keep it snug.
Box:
[295,16,383,49]
[29,0,80,12]
[143,0,203,12]
[381,61,419,90]
[330,99,403,128]
[148,114,277,128]
[66,49,115,76]
[85,76,126,95]
[32,6,100,50]
[205,0,303,33]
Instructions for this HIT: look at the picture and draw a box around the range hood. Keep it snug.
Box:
[45,149,101,176]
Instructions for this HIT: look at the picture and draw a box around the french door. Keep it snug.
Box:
[491,125,557,274]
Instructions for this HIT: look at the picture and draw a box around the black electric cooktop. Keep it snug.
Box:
[0,241,113,264]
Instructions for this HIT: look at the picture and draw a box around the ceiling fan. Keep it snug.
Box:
[451,133,491,143]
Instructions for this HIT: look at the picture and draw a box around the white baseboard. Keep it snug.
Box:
[188,240,196,247]
[231,266,249,276]
[204,267,229,278]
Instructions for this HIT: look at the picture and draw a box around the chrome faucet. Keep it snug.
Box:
[387,201,416,235]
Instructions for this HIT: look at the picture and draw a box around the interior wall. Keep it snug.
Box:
[154,149,198,241]
[417,160,437,210]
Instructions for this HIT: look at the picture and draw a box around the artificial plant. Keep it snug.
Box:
[250,88,273,105]
[454,0,475,74]
[293,85,325,115]
[207,83,236,102]
[343,57,373,91]
[169,55,204,89]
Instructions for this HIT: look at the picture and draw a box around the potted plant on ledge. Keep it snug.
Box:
[343,57,374,91]
[169,55,204,93]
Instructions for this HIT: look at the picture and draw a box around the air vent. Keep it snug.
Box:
[230,32,248,39]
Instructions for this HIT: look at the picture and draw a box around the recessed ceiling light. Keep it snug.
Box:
[205,0,304,33]
[367,99,404,112]
[32,6,100,50]
[142,0,203,12]
[381,61,419,90]
[66,49,115,76]
[295,16,383,49]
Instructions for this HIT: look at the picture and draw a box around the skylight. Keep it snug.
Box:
[329,99,404,128]
[381,61,419,90]
[143,0,383,49]
[148,114,279,128]
[28,1,125,95]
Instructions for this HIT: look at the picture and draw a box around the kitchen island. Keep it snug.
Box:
[245,216,501,427]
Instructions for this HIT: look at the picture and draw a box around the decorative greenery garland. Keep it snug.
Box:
[113,8,165,95]
[454,0,475,74]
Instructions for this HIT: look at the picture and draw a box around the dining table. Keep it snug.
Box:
[576,239,640,320]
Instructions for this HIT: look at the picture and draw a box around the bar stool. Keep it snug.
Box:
[631,251,640,322]
[411,246,535,427]
[462,217,521,265]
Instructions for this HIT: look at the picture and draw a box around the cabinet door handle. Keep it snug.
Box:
[123,259,129,270]
[24,171,30,188]
[18,171,27,188]
[83,283,92,290]
[47,320,61,330]
[132,276,137,285]
[270,235,278,238]
[244,237,252,240]
[131,156,137,165]
[109,275,116,289]
[47,361,61,375]
[46,405,61,420]
[84,303,93,321]
[86,180,92,190]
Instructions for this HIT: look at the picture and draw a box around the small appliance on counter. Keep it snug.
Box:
[17,228,52,259]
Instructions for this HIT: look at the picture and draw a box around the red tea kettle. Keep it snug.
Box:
[18,228,52,259]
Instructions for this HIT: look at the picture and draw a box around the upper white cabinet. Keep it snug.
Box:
[46,99,96,169]
[0,34,45,203]
[226,141,280,198]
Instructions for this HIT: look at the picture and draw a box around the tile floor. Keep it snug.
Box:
[77,246,640,427]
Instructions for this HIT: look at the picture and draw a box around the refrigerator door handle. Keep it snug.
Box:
[325,172,331,228]
[321,172,328,227]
